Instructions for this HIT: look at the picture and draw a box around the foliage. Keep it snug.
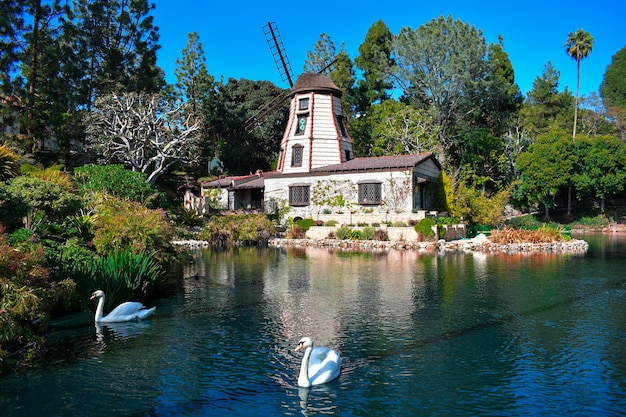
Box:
[522,62,575,138]
[392,15,519,170]
[90,195,175,259]
[451,182,510,226]
[572,134,626,211]
[287,218,315,238]
[569,215,610,228]
[415,218,436,240]
[215,78,288,174]
[74,164,157,203]
[347,230,362,240]
[490,225,569,244]
[171,31,218,173]
[0,232,75,371]
[70,250,162,312]
[432,170,452,213]
[286,224,306,239]
[198,214,275,246]
[366,100,439,157]
[6,175,82,229]
[393,221,407,227]
[312,179,356,212]
[361,226,375,240]
[514,129,577,218]
[294,218,316,232]
[459,128,506,191]
[335,225,352,240]
[0,145,19,181]
[354,19,394,112]
[325,220,339,227]
[66,0,165,101]
[600,46,626,139]
[0,182,29,231]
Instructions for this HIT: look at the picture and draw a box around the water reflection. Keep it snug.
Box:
[1,238,625,416]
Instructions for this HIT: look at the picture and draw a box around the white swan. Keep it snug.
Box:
[90,290,156,323]
[295,337,341,387]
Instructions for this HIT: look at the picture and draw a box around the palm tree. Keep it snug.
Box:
[564,29,595,138]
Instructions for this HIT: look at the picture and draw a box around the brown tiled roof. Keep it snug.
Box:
[310,153,439,173]
[202,174,258,188]
[291,73,342,97]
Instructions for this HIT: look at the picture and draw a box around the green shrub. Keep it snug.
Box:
[0,233,75,372]
[74,164,157,204]
[198,214,276,246]
[91,196,175,260]
[393,221,407,227]
[348,230,362,240]
[335,225,352,240]
[361,227,375,240]
[294,218,316,231]
[325,219,339,227]
[415,218,436,240]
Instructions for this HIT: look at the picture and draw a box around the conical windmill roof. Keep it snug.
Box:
[290,73,342,97]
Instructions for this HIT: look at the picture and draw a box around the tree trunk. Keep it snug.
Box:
[573,60,580,138]
[567,185,572,216]
[544,204,550,219]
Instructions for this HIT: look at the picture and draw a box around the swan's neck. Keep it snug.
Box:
[94,296,105,322]
[298,347,312,388]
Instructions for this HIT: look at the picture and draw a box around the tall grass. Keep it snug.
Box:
[69,250,163,311]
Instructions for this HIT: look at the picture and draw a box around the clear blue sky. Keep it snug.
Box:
[153,0,625,99]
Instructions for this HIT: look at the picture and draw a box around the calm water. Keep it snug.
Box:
[2,235,626,416]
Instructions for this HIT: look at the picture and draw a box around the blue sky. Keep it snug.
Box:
[153,0,624,99]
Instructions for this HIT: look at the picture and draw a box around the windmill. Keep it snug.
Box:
[244,22,337,133]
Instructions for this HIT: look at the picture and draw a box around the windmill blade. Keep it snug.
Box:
[263,22,294,88]
[245,91,290,133]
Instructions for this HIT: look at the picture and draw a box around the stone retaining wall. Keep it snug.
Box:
[266,237,590,254]
[174,236,590,254]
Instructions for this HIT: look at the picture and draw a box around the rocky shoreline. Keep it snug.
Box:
[174,233,590,254]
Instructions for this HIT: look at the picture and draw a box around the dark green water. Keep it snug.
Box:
[1,234,625,416]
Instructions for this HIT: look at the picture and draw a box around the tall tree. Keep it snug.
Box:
[0,0,26,96]
[354,20,394,113]
[521,62,574,138]
[173,32,217,167]
[564,29,594,138]
[83,92,201,185]
[573,134,626,212]
[391,15,515,169]
[600,46,626,140]
[214,78,288,174]
[303,33,336,74]
[515,129,577,218]
[68,0,164,108]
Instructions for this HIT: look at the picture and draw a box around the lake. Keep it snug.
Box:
[1,234,625,416]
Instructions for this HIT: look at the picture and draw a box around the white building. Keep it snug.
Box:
[186,73,442,224]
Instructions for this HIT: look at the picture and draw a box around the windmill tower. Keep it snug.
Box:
[248,22,354,174]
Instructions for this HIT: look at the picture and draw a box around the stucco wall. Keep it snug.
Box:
[264,170,417,220]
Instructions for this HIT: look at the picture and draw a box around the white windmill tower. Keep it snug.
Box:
[247,22,354,174]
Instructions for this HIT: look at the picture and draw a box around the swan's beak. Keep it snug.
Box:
[295,342,303,352]
[89,294,96,300]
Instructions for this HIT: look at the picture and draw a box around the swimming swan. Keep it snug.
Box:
[90,290,156,323]
[295,337,341,387]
